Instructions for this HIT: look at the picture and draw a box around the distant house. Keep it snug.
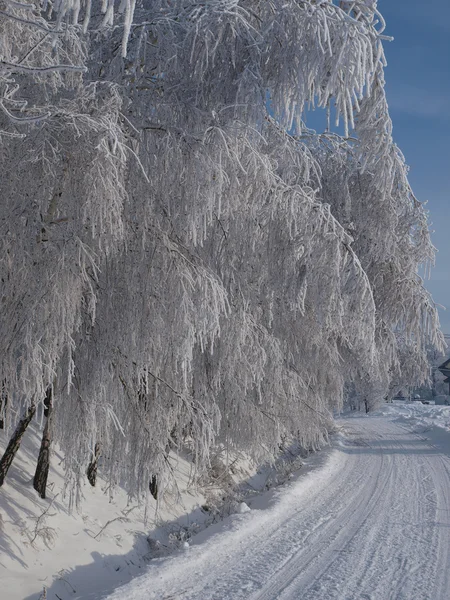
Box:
[435,395,450,406]
[438,358,450,396]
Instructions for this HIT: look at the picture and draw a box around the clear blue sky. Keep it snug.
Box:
[380,0,450,333]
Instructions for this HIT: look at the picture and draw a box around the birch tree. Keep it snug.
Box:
[0,1,443,500]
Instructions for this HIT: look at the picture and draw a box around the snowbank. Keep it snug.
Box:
[374,400,450,455]
[0,427,238,600]
[0,427,304,600]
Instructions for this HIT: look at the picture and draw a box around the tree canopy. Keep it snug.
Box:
[0,0,443,501]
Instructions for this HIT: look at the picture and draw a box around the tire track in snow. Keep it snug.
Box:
[205,429,386,600]
[422,453,450,598]
[106,416,450,600]
[254,419,449,600]
[250,423,394,600]
[334,428,440,600]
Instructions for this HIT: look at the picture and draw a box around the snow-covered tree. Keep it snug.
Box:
[0,0,443,500]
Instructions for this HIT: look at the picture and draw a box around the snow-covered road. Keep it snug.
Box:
[107,414,450,600]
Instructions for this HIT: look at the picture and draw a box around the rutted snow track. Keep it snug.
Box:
[107,415,450,600]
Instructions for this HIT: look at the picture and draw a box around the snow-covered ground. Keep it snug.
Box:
[105,401,450,600]
[2,401,450,599]
[376,400,450,454]
[0,425,258,600]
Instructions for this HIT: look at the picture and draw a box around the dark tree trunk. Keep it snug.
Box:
[33,387,53,499]
[149,475,158,500]
[0,403,36,487]
[86,442,101,487]
[0,380,7,429]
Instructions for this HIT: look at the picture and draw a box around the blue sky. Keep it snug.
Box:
[379,0,450,332]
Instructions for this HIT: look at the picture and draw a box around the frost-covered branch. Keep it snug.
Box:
[0,0,443,500]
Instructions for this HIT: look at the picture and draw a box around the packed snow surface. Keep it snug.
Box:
[106,403,450,600]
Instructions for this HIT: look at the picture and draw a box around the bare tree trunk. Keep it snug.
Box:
[86,442,101,487]
[0,380,7,429]
[149,474,158,500]
[0,403,36,487]
[33,388,53,499]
